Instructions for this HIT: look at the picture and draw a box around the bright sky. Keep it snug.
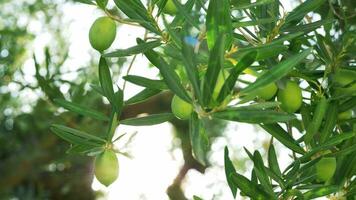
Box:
[24,0,329,199]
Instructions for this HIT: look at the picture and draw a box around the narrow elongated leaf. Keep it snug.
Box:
[232,0,275,10]
[202,35,225,106]
[260,123,305,154]
[224,147,237,198]
[303,185,339,199]
[114,0,160,34]
[125,88,161,105]
[123,75,168,90]
[268,144,281,176]
[304,96,328,144]
[217,51,257,102]
[181,36,202,104]
[252,151,274,195]
[190,113,209,165]
[99,57,115,103]
[284,0,326,24]
[120,113,174,126]
[241,48,311,93]
[231,44,288,61]
[52,124,106,143]
[206,0,232,50]
[155,0,167,15]
[192,196,203,200]
[212,107,296,124]
[233,18,277,28]
[171,0,199,29]
[339,97,356,112]
[51,124,106,146]
[137,38,191,103]
[103,40,162,57]
[54,99,108,121]
[269,32,304,45]
[282,20,333,33]
[170,0,195,28]
[230,173,272,199]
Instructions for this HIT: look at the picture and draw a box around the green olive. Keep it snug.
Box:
[256,83,278,100]
[94,150,119,186]
[162,0,178,15]
[277,81,302,113]
[316,157,336,182]
[89,17,116,51]
[171,95,193,120]
[338,110,353,120]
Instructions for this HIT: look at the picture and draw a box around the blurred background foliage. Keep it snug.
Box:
[1,0,356,199]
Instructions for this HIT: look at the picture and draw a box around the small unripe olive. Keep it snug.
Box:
[256,83,278,100]
[171,95,193,120]
[94,150,119,186]
[277,81,302,113]
[89,17,116,51]
[162,0,177,15]
[316,157,336,182]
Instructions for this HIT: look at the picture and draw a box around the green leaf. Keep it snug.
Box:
[304,96,328,144]
[224,147,238,198]
[170,0,196,28]
[171,0,199,29]
[99,57,115,103]
[260,123,305,155]
[54,99,108,121]
[212,107,296,124]
[241,101,281,110]
[284,0,326,24]
[106,111,118,141]
[269,32,304,45]
[303,185,339,199]
[181,35,202,104]
[137,38,192,103]
[114,0,161,34]
[103,40,162,57]
[231,44,288,61]
[268,144,281,176]
[114,87,124,116]
[73,0,95,5]
[202,35,225,106]
[120,113,174,126]
[230,173,272,199]
[189,112,209,165]
[282,20,333,33]
[67,144,104,156]
[155,0,168,17]
[123,75,168,90]
[51,124,106,146]
[233,18,277,28]
[96,0,108,9]
[252,151,274,195]
[206,0,232,50]
[241,48,311,94]
[232,0,275,10]
[125,88,161,105]
[217,51,257,103]
[193,196,203,200]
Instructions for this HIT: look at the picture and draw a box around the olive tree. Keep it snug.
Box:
[51,0,356,199]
